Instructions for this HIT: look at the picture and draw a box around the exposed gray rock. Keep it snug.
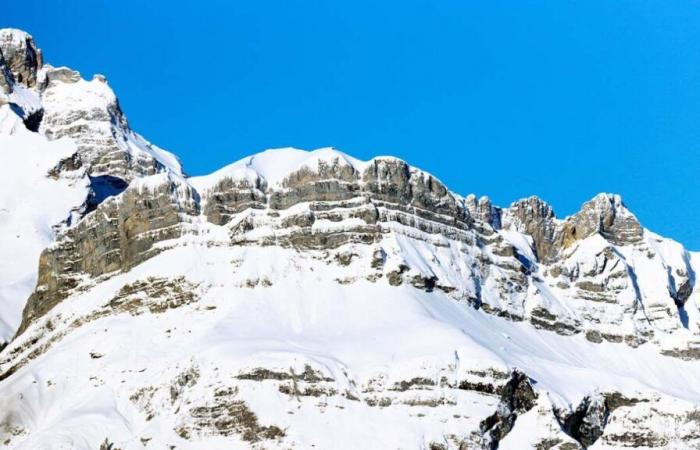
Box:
[3,23,700,450]
[0,29,42,87]
[202,176,267,225]
[39,78,164,180]
[502,194,643,265]
[503,196,560,262]
[557,393,608,448]
[479,370,538,449]
[567,194,643,246]
[465,194,502,229]
[38,65,81,89]
[595,393,700,448]
[363,158,466,221]
[19,175,199,332]
[0,52,13,96]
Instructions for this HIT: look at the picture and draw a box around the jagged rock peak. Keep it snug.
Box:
[464,194,501,229]
[502,195,559,261]
[36,64,183,180]
[506,195,556,223]
[567,193,643,246]
[0,29,42,88]
[0,28,184,181]
[500,193,645,262]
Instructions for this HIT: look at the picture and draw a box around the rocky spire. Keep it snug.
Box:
[501,193,644,263]
[0,29,42,88]
[566,193,643,245]
[502,196,559,262]
[464,194,502,229]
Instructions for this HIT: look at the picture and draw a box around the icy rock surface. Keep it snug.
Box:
[1,27,700,450]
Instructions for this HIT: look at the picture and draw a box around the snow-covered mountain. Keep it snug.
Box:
[1,28,699,450]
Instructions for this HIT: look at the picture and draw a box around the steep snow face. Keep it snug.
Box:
[0,106,89,341]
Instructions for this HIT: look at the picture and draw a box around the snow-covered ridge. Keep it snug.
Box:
[20,140,700,357]
[37,64,183,178]
[190,147,428,191]
[0,29,34,47]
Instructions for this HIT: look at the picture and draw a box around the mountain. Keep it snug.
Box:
[1,28,699,450]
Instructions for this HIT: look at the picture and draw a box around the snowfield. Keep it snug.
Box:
[2,232,700,449]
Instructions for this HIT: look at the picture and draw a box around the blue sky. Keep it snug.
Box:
[6,1,700,249]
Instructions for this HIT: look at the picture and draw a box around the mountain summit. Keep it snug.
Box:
[1,29,699,450]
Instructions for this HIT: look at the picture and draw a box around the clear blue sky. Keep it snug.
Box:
[6,1,700,249]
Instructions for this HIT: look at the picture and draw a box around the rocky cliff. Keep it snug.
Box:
[1,28,699,450]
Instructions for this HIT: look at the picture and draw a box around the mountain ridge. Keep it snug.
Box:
[1,28,700,450]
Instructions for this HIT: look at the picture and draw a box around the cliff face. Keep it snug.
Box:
[1,28,700,450]
[22,148,696,357]
[0,29,42,89]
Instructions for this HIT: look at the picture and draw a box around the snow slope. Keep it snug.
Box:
[2,222,700,449]
[0,105,89,341]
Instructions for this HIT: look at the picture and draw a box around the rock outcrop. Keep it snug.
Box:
[0,57,13,96]
[465,194,501,230]
[0,29,42,88]
[38,69,177,180]
[568,193,643,246]
[19,174,198,332]
[502,196,560,262]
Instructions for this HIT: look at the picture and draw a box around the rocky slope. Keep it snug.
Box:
[1,28,700,450]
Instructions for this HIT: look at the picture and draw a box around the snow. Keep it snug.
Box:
[0,28,33,46]
[39,72,183,177]
[0,105,25,135]
[41,75,114,110]
[2,131,700,447]
[499,228,537,262]
[7,85,42,116]
[127,131,183,176]
[2,122,699,446]
[3,233,700,449]
[0,109,89,341]
[190,147,367,191]
[189,147,451,195]
[500,395,579,449]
